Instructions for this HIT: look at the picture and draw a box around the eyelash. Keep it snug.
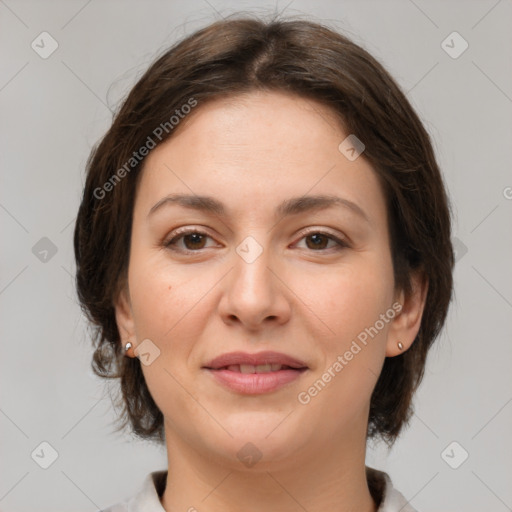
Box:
[164,227,349,254]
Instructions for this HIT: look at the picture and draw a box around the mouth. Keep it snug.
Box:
[203,350,309,370]
[202,351,308,394]
[211,363,307,373]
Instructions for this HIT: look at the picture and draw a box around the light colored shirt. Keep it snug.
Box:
[99,466,418,512]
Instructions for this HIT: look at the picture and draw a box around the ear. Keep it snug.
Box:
[114,283,136,345]
[386,270,429,357]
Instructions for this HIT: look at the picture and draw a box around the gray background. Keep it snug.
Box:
[1,0,511,511]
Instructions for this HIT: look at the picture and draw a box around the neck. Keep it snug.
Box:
[160,423,378,512]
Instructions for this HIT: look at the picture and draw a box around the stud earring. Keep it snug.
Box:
[124,341,133,357]
[397,341,404,350]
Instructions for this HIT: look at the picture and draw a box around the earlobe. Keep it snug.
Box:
[386,271,429,357]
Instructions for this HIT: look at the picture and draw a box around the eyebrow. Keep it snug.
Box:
[148,193,370,223]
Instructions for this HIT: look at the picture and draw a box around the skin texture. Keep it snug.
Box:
[115,90,428,512]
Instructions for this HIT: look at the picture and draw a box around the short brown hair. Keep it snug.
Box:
[74,13,454,446]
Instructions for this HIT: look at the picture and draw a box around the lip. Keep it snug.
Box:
[203,351,308,370]
[202,351,309,395]
[205,368,307,394]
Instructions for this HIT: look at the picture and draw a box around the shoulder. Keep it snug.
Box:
[98,469,168,512]
[366,466,419,512]
[99,503,130,512]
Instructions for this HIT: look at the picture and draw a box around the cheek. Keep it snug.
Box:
[127,246,174,337]
[300,253,395,342]
[298,261,394,419]
[127,251,215,349]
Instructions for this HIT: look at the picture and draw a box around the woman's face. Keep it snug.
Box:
[115,90,423,469]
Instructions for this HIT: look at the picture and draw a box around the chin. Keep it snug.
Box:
[201,416,309,468]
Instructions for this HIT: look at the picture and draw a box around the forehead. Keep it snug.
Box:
[161,90,346,163]
[135,90,387,227]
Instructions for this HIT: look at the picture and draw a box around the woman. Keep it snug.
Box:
[74,14,454,512]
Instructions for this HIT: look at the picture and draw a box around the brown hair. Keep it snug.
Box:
[74,13,454,447]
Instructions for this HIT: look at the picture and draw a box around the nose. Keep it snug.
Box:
[217,240,292,331]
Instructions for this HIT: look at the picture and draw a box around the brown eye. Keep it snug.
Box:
[181,233,207,250]
[165,230,215,252]
[296,230,348,251]
[305,233,330,250]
